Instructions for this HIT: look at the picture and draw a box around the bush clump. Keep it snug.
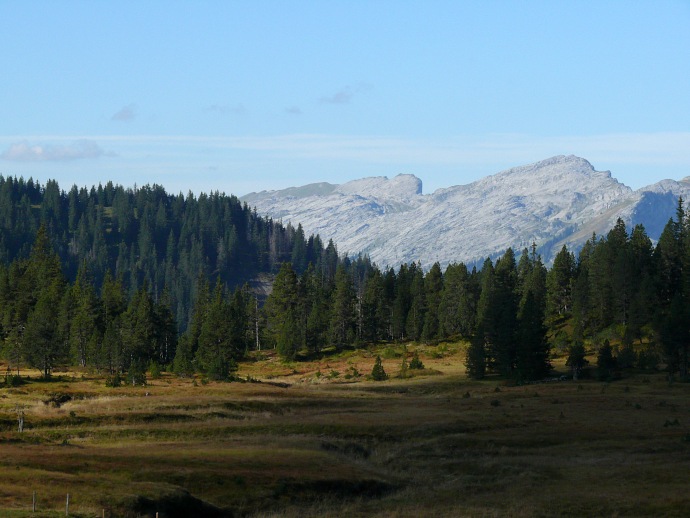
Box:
[105,373,122,387]
[4,374,25,387]
[127,361,147,386]
[149,361,162,380]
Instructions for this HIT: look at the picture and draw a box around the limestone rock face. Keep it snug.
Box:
[241,155,690,268]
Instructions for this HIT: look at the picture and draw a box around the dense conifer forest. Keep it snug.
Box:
[0,175,688,383]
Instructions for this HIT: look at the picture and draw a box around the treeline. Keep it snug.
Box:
[0,226,177,378]
[0,175,331,331]
[0,174,688,383]
[258,201,690,381]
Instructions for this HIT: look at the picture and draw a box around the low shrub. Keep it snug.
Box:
[105,373,122,387]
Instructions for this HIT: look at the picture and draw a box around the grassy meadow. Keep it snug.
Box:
[1,343,690,517]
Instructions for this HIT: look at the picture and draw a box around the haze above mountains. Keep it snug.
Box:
[241,155,690,268]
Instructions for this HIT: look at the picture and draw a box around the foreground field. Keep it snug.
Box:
[1,343,690,517]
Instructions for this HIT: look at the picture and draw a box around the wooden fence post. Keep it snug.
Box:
[32,490,36,512]
[65,493,69,516]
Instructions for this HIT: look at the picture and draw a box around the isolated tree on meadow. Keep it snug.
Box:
[596,340,616,381]
[409,350,424,370]
[371,355,388,381]
[566,342,588,380]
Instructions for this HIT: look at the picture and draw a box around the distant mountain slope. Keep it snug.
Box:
[241,155,690,267]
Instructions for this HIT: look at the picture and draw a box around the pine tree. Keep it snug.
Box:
[302,266,328,356]
[195,280,238,380]
[491,249,519,376]
[263,263,302,360]
[69,262,100,367]
[120,284,157,371]
[571,235,595,338]
[516,291,551,381]
[422,262,443,340]
[290,223,308,274]
[438,263,476,338]
[391,264,410,340]
[20,226,67,377]
[371,355,387,381]
[360,268,385,342]
[23,280,65,377]
[329,264,356,350]
[467,258,494,378]
[405,263,426,341]
[465,331,486,379]
[546,245,575,319]
[409,350,424,370]
[153,289,178,366]
[596,340,616,381]
[566,342,588,380]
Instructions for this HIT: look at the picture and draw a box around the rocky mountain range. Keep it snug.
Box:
[241,155,690,268]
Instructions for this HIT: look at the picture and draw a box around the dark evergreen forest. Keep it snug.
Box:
[0,176,688,383]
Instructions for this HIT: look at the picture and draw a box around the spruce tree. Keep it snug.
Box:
[409,350,424,370]
[566,342,588,380]
[24,280,65,377]
[468,258,495,378]
[405,264,426,341]
[546,245,575,319]
[596,340,616,381]
[329,264,356,350]
[516,291,551,381]
[264,263,302,360]
[465,331,487,379]
[422,262,443,340]
[371,355,387,381]
[491,249,519,376]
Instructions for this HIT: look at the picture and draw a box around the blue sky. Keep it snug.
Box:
[1,1,689,196]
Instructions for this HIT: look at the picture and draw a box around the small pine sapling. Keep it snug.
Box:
[371,355,388,381]
[399,355,409,379]
[409,350,424,370]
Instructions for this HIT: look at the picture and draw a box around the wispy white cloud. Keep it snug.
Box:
[111,104,137,121]
[0,139,110,162]
[285,106,302,115]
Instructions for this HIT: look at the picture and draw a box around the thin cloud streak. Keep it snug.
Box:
[190,132,690,169]
[3,132,689,165]
[0,139,109,162]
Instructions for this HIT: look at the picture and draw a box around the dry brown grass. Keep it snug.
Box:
[0,344,689,517]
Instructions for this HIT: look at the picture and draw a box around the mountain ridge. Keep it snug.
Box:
[241,155,690,268]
